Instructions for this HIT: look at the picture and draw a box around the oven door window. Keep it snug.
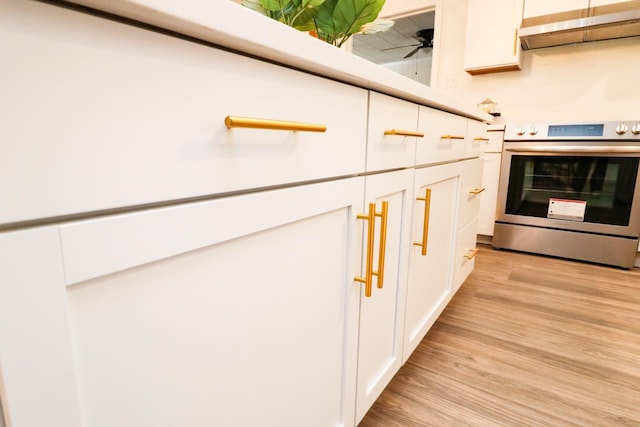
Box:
[505,155,639,226]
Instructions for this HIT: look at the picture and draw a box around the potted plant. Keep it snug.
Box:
[242,0,394,48]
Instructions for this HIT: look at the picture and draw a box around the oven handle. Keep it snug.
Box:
[505,145,640,154]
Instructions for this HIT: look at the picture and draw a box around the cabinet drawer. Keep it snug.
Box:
[0,1,368,225]
[416,107,467,165]
[485,130,505,153]
[466,119,488,158]
[453,217,479,292]
[366,92,420,171]
[458,158,484,229]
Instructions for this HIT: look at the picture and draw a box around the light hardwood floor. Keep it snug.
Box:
[359,245,640,427]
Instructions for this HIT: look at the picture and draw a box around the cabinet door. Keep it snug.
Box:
[403,162,461,362]
[453,217,480,292]
[52,178,365,427]
[464,0,524,75]
[458,157,485,230]
[0,228,82,427]
[356,169,413,423]
[477,152,502,236]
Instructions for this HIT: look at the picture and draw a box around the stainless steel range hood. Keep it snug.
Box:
[520,8,640,50]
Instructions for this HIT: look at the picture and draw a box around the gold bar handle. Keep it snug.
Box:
[373,201,389,290]
[413,188,432,256]
[356,203,376,297]
[469,187,486,195]
[224,115,327,133]
[473,137,490,142]
[464,248,480,260]
[384,129,425,138]
[441,135,465,140]
[513,28,518,56]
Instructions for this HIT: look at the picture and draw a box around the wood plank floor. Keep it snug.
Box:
[359,245,640,427]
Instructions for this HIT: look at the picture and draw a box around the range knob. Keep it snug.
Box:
[516,126,526,136]
[529,125,538,135]
[632,123,640,135]
[616,122,628,135]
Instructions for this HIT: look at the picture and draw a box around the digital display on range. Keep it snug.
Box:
[547,124,604,137]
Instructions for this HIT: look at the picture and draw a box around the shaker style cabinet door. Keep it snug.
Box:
[355,169,413,423]
[4,177,365,427]
[403,162,461,362]
[0,228,82,427]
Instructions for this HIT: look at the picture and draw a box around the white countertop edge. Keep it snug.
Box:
[66,0,491,122]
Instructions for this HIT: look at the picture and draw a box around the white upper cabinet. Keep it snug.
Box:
[464,0,525,75]
[522,0,589,19]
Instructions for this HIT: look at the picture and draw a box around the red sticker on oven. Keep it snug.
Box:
[547,198,586,221]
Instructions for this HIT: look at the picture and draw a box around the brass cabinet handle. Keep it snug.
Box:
[384,129,425,137]
[473,137,490,142]
[440,135,465,140]
[464,248,480,260]
[224,115,327,132]
[355,201,389,297]
[413,188,432,256]
[513,28,518,56]
[469,187,486,195]
[376,201,388,291]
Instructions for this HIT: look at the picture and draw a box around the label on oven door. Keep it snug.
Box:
[547,198,586,221]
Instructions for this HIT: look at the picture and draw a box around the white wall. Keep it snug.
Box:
[433,0,640,125]
[382,53,432,86]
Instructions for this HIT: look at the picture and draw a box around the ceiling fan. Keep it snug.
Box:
[383,29,434,59]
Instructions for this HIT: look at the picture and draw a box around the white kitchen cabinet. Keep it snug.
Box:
[522,0,588,19]
[0,228,82,427]
[477,152,503,236]
[1,178,365,427]
[464,0,525,75]
[453,217,480,292]
[403,162,461,362]
[453,158,484,291]
[0,0,368,226]
[458,157,484,230]
[356,169,413,423]
[366,92,420,171]
[416,107,467,166]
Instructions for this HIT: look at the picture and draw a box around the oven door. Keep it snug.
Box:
[496,143,640,237]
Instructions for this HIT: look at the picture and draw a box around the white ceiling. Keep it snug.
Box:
[352,11,435,64]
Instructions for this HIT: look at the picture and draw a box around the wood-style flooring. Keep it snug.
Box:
[359,245,640,427]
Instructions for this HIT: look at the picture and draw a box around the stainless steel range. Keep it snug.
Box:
[493,121,640,268]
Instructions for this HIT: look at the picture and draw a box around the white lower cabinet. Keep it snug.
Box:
[355,169,413,423]
[1,178,366,427]
[477,152,502,236]
[403,162,461,362]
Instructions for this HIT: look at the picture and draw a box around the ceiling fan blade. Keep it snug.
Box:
[380,43,420,52]
[403,46,421,59]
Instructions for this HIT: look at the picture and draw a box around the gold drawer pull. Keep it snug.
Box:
[224,115,327,133]
[413,188,431,256]
[474,137,490,142]
[469,187,486,195]
[464,248,480,260]
[384,129,425,137]
[441,134,465,140]
[355,201,389,297]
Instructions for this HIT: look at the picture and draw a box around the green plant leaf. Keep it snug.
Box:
[315,0,339,35]
[332,0,385,36]
[260,0,292,12]
[241,0,268,15]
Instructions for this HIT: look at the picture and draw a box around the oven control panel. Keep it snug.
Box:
[506,121,640,141]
